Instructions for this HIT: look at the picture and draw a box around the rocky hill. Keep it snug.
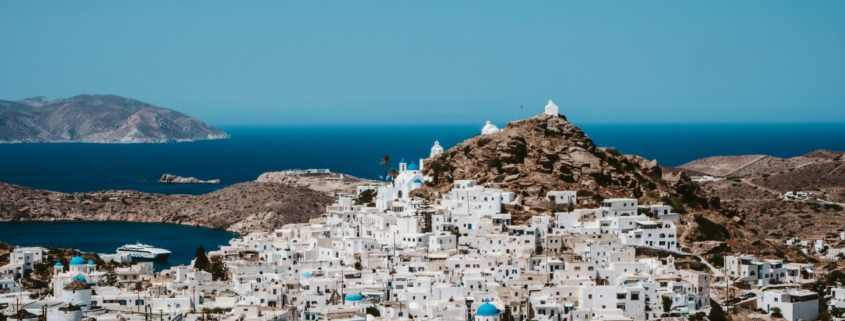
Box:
[674,150,845,242]
[256,171,378,195]
[0,180,334,234]
[420,113,703,208]
[0,94,229,143]
[417,113,780,257]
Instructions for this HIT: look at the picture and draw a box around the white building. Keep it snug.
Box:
[430,140,444,158]
[759,289,819,321]
[544,100,559,116]
[481,121,501,135]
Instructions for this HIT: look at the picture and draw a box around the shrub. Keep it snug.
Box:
[771,307,783,318]
[708,254,725,268]
[576,190,594,197]
[694,216,730,241]
[365,306,380,317]
[824,204,844,212]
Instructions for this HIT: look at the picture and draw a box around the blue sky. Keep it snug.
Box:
[1,1,843,125]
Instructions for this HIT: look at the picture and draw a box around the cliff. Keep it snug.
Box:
[0,94,229,143]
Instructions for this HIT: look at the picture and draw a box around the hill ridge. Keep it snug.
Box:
[0,94,228,143]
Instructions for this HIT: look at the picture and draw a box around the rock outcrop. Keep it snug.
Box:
[0,95,229,143]
[159,174,220,184]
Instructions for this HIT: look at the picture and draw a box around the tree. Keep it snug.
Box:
[771,307,783,318]
[380,155,391,181]
[355,189,377,206]
[661,296,672,314]
[194,245,210,272]
[354,261,362,271]
[708,301,727,321]
[104,266,119,287]
[209,256,227,281]
[502,305,515,321]
[389,168,399,187]
[365,306,380,317]
[134,281,143,291]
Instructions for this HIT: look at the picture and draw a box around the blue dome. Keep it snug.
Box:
[413,178,423,184]
[72,275,88,283]
[476,303,500,316]
[301,271,313,278]
[344,292,364,302]
[69,256,86,265]
[55,262,63,267]
[88,260,95,265]
[407,163,419,171]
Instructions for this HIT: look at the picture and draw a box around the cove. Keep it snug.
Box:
[0,221,238,270]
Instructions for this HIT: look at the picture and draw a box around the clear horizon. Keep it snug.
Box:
[2,1,844,125]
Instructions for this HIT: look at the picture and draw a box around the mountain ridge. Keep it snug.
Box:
[0,94,229,143]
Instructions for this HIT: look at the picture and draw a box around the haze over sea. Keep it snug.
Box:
[1,123,844,195]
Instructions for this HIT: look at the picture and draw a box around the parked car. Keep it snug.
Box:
[670,307,690,317]
[740,292,757,300]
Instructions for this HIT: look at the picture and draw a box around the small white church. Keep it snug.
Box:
[481,99,559,135]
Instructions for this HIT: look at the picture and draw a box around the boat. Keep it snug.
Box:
[116,243,171,262]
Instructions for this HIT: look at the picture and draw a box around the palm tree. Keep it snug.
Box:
[380,155,391,181]
[389,168,399,186]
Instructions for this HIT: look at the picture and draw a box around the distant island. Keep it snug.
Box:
[0,94,229,143]
[158,174,221,184]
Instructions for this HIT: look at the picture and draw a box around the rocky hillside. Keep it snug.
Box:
[0,94,229,143]
[421,113,708,208]
[256,171,378,195]
[417,113,778,256]
[0,181,334,233]
[674,150,845,242]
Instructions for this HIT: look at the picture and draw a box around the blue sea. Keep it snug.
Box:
[0,123,844,195]
[0,221,237,270]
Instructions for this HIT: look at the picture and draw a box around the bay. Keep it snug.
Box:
[0,221,238,270]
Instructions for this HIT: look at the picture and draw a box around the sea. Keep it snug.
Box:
[0,221,237,270]
[1,123,844,266]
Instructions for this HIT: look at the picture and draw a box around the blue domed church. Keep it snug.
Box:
[52,256,101,302]
[375,158,431,211]
[475,299,501,321]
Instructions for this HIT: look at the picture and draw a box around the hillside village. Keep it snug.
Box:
[1,104,842,321]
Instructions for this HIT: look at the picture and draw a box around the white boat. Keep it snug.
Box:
[116,243,171,262]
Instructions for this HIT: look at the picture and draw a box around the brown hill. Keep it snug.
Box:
[0,181,334,233]
[421,113,713,210]
[416,113,782,257]
[684,149,845,242]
